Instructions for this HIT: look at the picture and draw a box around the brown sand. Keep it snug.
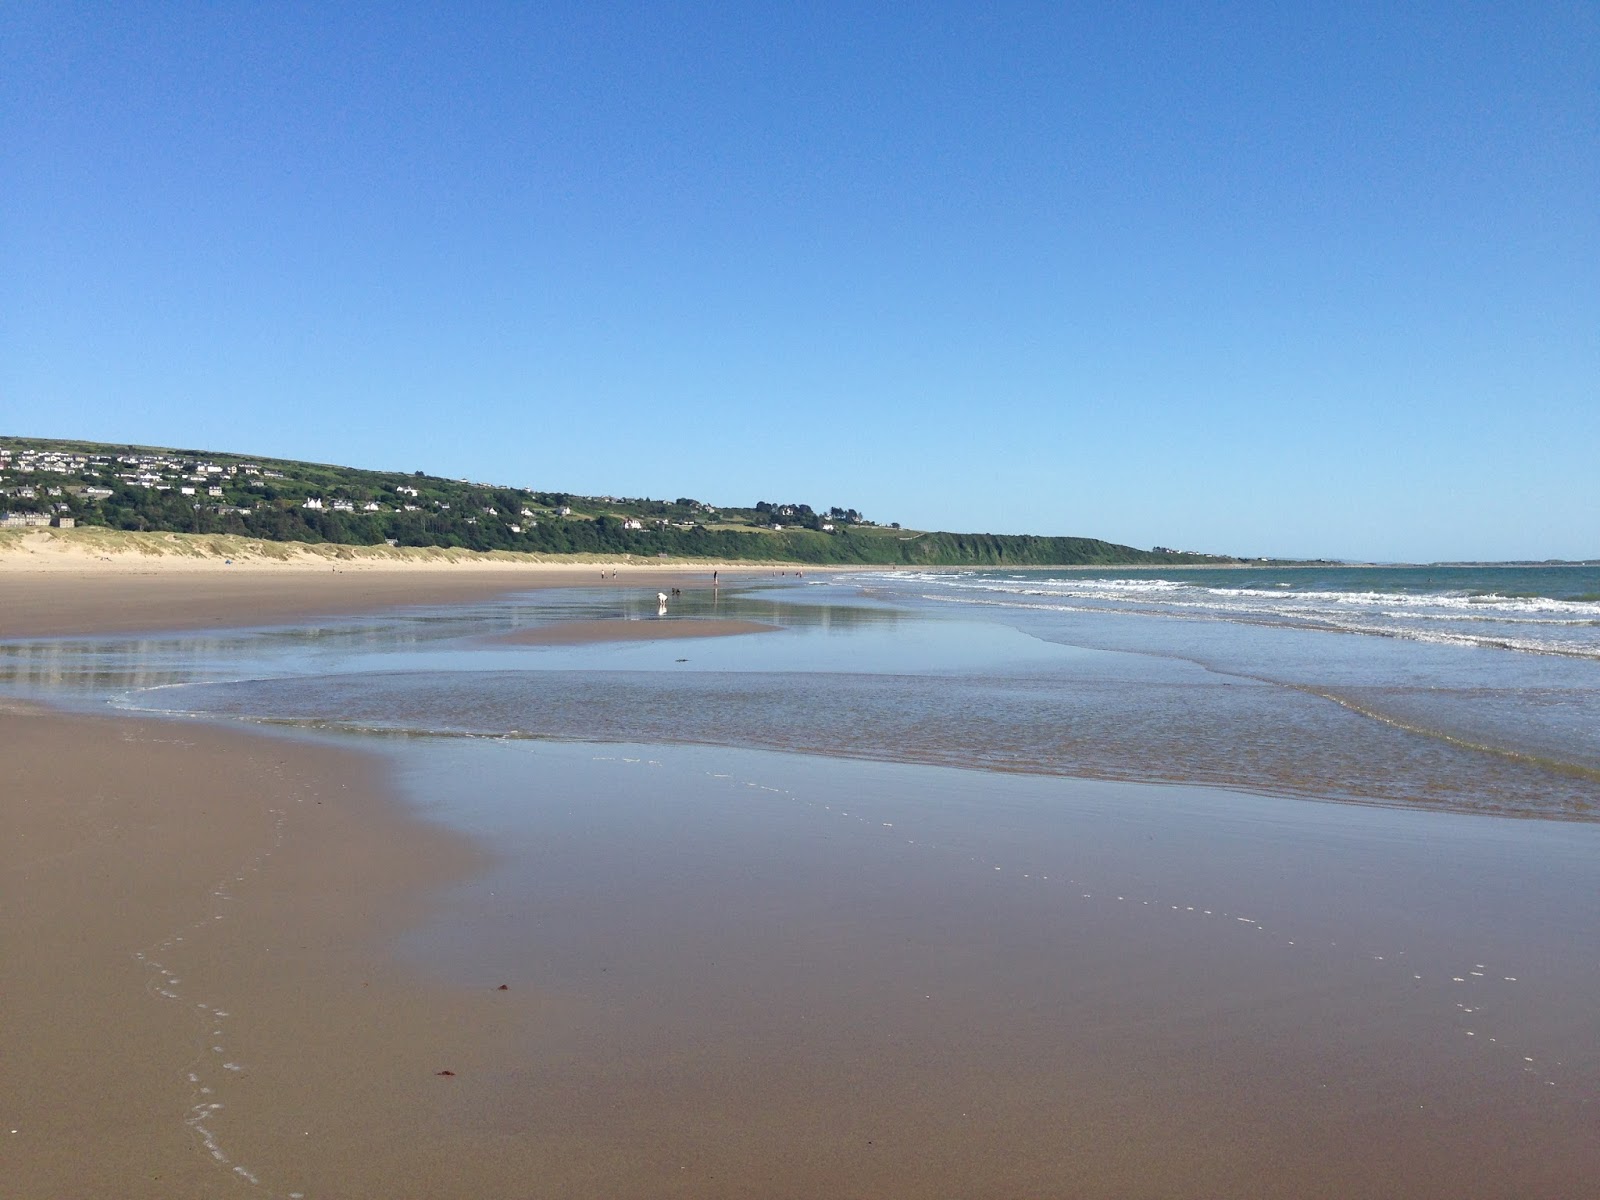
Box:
[0,566,741,640]
[9,695,1597,1198]
[0,567,778,1197]
[0,703,529,1198]
[497,617,781,645]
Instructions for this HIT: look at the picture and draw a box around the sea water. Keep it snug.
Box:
[848,563,1600,814]
[10,564,1593,818]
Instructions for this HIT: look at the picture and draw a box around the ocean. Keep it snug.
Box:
[12,562,1592,819]
[887,562,1600,656]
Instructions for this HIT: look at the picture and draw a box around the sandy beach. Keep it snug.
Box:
[0,528,765,639]
[4,556,1596,1198]
[0,567,733,640]
[0,554,761,1197]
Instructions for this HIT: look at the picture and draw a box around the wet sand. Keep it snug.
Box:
[0,703,510,1199]
[4,577,1596,1197]
[496,617,781,645]
[391,741,1600,1200]
[0,565,739,639]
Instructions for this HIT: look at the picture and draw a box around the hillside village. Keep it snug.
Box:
[0,438,870,537]
[1,442,280,528]
[1,436,1237,567]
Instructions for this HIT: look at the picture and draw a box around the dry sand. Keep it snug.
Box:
[0,526,782,576]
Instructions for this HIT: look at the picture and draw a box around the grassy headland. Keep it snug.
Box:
[2,435,1239,567]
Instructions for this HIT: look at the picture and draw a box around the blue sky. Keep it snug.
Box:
[4,2,1595,561]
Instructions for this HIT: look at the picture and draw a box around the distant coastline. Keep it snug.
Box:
[1,434,1237,568]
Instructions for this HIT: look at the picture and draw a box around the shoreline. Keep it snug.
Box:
[7,572,1597,1196]
[0,576,791,1195]
[10,698,1598,1197]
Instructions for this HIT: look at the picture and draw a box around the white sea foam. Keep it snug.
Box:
[866,569,1600,660]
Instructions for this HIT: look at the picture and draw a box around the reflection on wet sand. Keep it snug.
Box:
[383,739,1600,1199]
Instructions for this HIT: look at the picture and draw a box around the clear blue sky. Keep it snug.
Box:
[4,3,1595,561]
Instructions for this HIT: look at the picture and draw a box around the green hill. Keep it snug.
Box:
[0,435,1238,567]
